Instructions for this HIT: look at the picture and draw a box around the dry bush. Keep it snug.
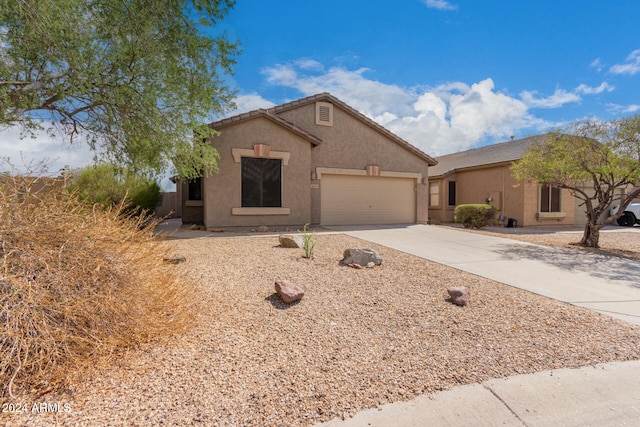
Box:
[0,174,196,398]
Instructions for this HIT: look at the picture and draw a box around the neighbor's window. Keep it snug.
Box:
[241,157,282,207]
[429,182,440,207]
[540,185,560,212]
[448,181,456,207]
[188,177,202,201]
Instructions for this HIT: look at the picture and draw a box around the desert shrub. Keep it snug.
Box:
[0,175,195,398]
[298,223,317,259]
[67,163,162,214]
[454,204,497,229]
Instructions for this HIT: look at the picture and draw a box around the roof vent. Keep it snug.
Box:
[315,101,333,127]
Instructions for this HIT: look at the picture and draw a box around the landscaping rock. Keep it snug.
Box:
[163,256,186,264]
[257,225,269,233]
[447,286,470,306]
[274,280,305,304]
[279,234,304,248]
[341,248,382,267]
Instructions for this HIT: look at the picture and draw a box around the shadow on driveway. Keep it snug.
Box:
[493,243,640,287]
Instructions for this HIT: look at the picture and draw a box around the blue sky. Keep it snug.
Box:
[220,0,640,156]
[2,0,639,184]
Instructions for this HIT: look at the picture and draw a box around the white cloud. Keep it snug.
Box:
[520,88,581,108]
[590,58,604,72]
[575,82,614,95]
[261,62,541,155]
[0,125,96,176]
[610,49,640,75]
[228,93,276,114]
[606,103,640,114]
[422,0,458,11]
[521,81,615,109]
[295,59,324,71]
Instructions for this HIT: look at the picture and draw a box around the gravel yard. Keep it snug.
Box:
[4,231,640,426]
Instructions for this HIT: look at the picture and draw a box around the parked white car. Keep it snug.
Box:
[611,203,640,226]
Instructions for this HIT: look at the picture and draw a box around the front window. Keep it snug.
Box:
[540,185,560,212]
[448,181,456,207]
[241,157,282,207]
[429,182,440,207]
[188,177,202,201]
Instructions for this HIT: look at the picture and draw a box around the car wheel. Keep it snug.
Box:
[617,212,636,227]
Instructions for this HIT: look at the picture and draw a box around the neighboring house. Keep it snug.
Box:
[176,93,437,228]
[428,134,581,227]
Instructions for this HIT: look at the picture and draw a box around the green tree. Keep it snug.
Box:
[68,163,162,214]
[512,115,640,248]
[0,0,238,180]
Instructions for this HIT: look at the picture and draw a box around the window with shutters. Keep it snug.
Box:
[315,101,333,127]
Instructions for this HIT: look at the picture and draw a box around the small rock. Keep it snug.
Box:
[447,286,470,306]
[257,225,269,233]
[366,262,375,268]
[341,248,382,267]
[163,256,186,264]
[347,263,363,269]
[189,224,201,230]
[274,280,305,304]
[279,234,304,248]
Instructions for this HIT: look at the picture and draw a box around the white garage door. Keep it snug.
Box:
[321,174,416,225]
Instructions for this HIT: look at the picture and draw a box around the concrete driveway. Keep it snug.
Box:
[326,224,640,326]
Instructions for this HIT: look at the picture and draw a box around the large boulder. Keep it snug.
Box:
[275,280,305,304]
[447,286,470,306]
[279,234,304,248]
[341,248,382,267]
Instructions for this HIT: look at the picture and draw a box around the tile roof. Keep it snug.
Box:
[429,134,551,177]
[270,93,437,166]
[209,92,437,166]
[208,108,322,146]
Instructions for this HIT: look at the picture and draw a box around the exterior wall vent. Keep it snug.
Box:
[366,165,382,176]
[315,101,333,127]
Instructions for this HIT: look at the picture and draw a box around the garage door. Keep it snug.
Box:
[321,174,416,225]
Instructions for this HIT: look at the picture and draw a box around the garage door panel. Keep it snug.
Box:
[321,175,416,225]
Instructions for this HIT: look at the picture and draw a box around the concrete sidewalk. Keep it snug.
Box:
[316,224,640,427]
[316,360,640,427]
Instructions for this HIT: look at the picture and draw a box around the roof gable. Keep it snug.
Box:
[270,93,437,166]
[209,93,437,166]
[429,134,551,177]
[208,109,322,146]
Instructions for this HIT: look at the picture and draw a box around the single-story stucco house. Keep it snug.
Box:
[428,134,588,227]
[176,93,437,229]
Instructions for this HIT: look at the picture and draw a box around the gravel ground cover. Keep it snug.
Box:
[4,232,640,426]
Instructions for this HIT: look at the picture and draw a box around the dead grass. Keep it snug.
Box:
[0,175,196,398]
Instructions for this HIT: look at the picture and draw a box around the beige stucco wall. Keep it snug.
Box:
[428,165,526,224]
[278,103,430,224]
[520,182,576,227]
[429,163,577,227]
[203,117,312,228]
